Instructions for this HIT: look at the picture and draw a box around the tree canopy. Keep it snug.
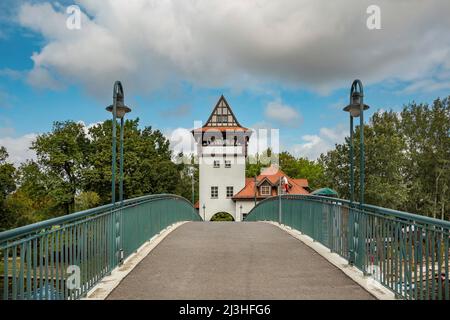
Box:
[0,118,198,230]
[319,97,450,219]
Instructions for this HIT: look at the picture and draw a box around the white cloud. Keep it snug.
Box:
[164,127,197,157]
[264,99,302,128]
[15,0,450,97]
[0,120,105,166]
[0,134,37,166]
[290,124,347,160]
[401,79,450,94]
[77,120,103,140]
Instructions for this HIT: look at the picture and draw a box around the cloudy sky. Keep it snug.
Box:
[1,0,450,165]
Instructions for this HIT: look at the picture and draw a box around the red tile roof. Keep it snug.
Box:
[292,178,309,188]
[232,165,309,200]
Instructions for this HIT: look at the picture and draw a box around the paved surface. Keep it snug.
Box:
[107,222,375,300]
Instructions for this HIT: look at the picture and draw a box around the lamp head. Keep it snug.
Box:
[343,80,369,117]
[106,103,132,119]
[106,81,132,118]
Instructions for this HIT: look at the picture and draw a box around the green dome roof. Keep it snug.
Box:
[311,188,339,197]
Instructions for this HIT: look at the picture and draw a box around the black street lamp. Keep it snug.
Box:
[343,80,369,208]
[202,204,206,221]
[106,81,132,205]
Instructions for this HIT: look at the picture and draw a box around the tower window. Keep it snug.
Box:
[225,160,231,168]
[213,160,220,168]
[211,186,218,199]
[226,186,234,198]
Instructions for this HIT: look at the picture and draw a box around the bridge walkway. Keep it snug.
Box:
[107,222,375,300]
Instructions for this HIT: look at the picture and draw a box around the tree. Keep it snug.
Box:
[31,121,90,215]
[210,212,235,221]
[0,147,17,231]
[363,111,408,209]
[319,97,450,218]
[279,151,325,190]
[75,191,101,211]
[85,118,183,203]
[318,142,350,199]
[400,98,450,218]
[174,153,199,204]
[320,112,408,210]
[0,147,15,198]
[246,153,265,178]
[16,160,56,219]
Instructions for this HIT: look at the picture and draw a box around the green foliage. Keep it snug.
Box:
[319,98,450,219]
[3,191,36,231]
[32,121,90,215]
[279,152,325,189]
[75,191,101,211]
[0,147,17,231]
[0,118,197,230]
[173,153,199,205]
[210,212,235,221]
[84,119,183,202]
[246,149,325,190]
[0,146,16,198]
[246,150,273,178]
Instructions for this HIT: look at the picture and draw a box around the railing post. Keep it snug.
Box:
[278,179,282,225]
[358,211,367,274]
[348,204,355,265]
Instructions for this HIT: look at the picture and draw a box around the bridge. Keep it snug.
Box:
[0,194,449,300]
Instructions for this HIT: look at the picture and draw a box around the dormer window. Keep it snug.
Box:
[260,185,271,196]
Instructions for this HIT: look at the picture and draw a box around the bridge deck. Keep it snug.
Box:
[107,222,374,300]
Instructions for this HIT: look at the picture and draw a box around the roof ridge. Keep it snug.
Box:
[203,95,243,128]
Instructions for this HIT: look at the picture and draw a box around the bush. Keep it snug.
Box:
[210,212,234,222]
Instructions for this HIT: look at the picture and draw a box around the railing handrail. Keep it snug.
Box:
[247,194,450,228]
[0,193,196,242]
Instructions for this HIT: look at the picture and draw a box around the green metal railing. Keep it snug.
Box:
[245,194,450,300]
[0,194,201,300]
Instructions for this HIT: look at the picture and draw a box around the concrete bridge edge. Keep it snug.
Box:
[263,221,396,300]
[83,221,190,300]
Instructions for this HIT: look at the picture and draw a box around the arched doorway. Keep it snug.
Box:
[210,212,235,222]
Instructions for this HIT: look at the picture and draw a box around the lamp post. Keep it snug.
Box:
[189,166,195,205]
[105,81,131,266]
[343,79,369,208]
[202,204,206,221]
[278,176,282,224]
[343,80,369,268]
[254,175,257,207]
[240,204,243,221]
[106,81,132,205]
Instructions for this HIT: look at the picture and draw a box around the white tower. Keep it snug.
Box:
[192,96,251,221]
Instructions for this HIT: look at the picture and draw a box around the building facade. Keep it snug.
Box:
[192,96,251,221]
[233,166,310,220]
[193,96,310,221]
